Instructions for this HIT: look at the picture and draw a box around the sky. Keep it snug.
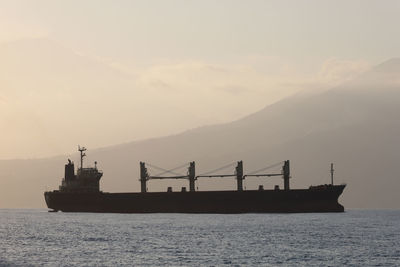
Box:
[0,0,399,159]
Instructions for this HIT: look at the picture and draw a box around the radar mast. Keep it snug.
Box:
[78,146,87,169]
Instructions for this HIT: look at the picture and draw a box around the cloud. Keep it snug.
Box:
[216,85,248,95]
[0,38,374,159]
[0,16,48,44]
[317,58,371,85]
[0,95,7,103]
[133,61,298,123]
[133,58,372,115]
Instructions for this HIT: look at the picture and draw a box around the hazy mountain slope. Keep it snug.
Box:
[0,59,399,209]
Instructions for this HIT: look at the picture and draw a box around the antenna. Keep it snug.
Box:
[330,163,334,185]
[78,146,87,169]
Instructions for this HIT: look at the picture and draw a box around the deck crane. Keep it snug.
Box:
[140,162,195,193]
[196,160,291,191]
[196,161,244,191]
[139,160,291,193]
[244,160,291,190]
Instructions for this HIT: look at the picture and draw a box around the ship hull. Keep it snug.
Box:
[44,185,345,213]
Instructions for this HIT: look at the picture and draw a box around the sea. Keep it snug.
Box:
[0,210,399,266]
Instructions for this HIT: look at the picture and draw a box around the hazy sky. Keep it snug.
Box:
[0,0,399,159]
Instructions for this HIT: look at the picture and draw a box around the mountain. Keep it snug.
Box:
[1,38,306,159]
[0,59,399,209]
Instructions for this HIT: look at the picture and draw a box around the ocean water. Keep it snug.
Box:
[0,210,399,266]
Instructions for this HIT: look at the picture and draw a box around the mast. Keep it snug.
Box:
[330,163,334,185]
[188,161,196,192]
[236,161,243,191]
[283,160,290,190]
[140,162,148,193]
[78,146,87,169]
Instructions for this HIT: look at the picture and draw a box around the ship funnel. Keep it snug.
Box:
[65,160,75,181]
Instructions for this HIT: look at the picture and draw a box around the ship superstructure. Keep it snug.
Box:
[59,146,103,193]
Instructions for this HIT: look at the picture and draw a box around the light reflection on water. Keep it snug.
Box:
[0,210,399,266]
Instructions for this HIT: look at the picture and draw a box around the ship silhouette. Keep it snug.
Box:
[44,147,346,213]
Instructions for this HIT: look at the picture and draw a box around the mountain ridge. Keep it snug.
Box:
[0,58,399,208]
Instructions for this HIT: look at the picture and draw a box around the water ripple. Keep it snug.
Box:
[0,210,399,266]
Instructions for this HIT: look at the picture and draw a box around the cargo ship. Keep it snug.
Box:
[44,147,346,213]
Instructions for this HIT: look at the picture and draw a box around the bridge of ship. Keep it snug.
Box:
[139,160,291,193]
